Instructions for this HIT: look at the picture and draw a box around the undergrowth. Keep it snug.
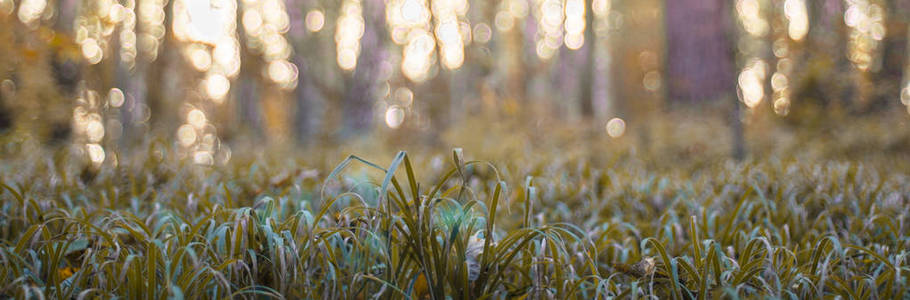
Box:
[0,139,908,299]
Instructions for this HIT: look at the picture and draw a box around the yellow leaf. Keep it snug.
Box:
[412,273,429,300]
[57,267,78,280]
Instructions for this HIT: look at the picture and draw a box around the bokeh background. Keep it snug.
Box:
[1,0,910,166]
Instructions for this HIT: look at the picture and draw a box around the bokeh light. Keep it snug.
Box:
[138,0,168,62]
[17,0,46,26]
[86,119,105,143]
[606,117,625,138]
[86,143,106,166]
[431,0,469,70]
[177,124,197,146]
[187,109,207,129]
[306,10,325,32]
[473,23,492,44]
[268,60,299,89]
[393,87,414,107]
[203,73,231,101]
[735,0,768,37]
[180,0,231,44]
[402,30,435,82]
[844,0,885,71]
[534,0,565,60]
[385,105,406,128]
[81,38,104,64]
[643,71,661,92]
[783,0,808,41]
[738,59,767,109]
[108,88,125,108]
[336,0,365,71]
[190,47,213,71]
[0,0,14,16]
[564,0,585,50]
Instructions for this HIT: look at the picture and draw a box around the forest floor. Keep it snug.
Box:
[0,111,908,298]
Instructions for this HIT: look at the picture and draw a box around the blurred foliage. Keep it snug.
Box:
[0,0,907,153]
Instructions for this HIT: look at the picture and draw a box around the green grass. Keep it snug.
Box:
[0,137,908,299]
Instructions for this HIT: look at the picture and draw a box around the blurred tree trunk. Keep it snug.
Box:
[448,63,469,126]
[293,55,324,144]
[578,0,596,118]
[113,25,132,146]
[120,70,147,146]
[43,0,80,143]
[665,0,736,103]
[731,92,744,160]
[728,2,744,161]
[340,0,387,138]
[234,3,265,141]
[497,13,529,115]
[760,0,776,108]
[0,86,9,133]
[0,19,8,132]
[457,0,495,119]
[237,67,264,137]
[54,0,76,32]
[806,0,852,108]
[285,0,322,144]
[872,0,910,110]
[665,0,743,159]
[424,69,451,143]
[145,0,177,136]
[556,48,577,118]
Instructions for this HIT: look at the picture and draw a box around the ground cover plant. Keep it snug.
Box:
[5,0,910,298]
[1,128,909,299]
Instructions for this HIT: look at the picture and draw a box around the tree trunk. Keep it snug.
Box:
[805,0,852,108]
[578,0,596,118]
[727,2,744,161]
[665,0,742,159]
[287,0,331,145]
[664,0,736,103]
[293,55,324,144]
[872,0,910,110]
[0,88,9,133]
[145,0,177,136]
[340,0,387,138]
[731,92,745,160]
[237,69,264,136]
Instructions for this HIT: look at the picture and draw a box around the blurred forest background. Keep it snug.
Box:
[1,0,910,167]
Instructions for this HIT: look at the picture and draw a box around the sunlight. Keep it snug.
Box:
[564,0,585,50]
[385,105,406,128]
[738,59,767,109]
[86,143,105,166]
[0,0,13,16]
[606,117,625,138]
[336,0,364,71]
[108,88,125,108]
[177,124,197,147]
[401,0,424,24]
[845,0,885,71]
[185,0,228,44]
[203,73,230,102]
[736,0,768,37]
[306,10,325,32]
[783,0,808,41]
[16,0,46,25]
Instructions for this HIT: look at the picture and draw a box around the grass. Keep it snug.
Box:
[0,121,909,299]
